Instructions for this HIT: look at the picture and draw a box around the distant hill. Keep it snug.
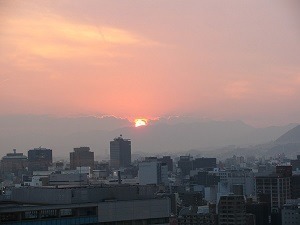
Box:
[276,125,300,144]
[0,115,296,159]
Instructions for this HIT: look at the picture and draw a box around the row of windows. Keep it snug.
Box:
[2,216,98,225]
[1,207,97,222]
[2,214,169,225]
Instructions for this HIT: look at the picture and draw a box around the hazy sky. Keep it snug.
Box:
[1,0,300,126]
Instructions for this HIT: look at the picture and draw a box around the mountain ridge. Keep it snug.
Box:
[0,115,296,158]
[276,125,300,144]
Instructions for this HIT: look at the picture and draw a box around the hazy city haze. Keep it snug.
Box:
[1,0,300,126]
[0,115,297,158]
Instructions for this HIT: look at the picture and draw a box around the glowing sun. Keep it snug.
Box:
[135,119,148,127]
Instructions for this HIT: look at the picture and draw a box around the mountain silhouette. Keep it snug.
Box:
[276,125,300,144]
[0,115,296,159]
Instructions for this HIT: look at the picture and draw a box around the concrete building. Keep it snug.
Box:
[246,201,270,225]
[215,168,255,197]
[179,191,205,208]
[10,184,158,205]
[178,156,193,177]
[2,191,170,225]
[23,174,49,187]
[193,157,217,170]
[28,147,52,172]
[218,195,246,225]
[291,175,300,199]
[0,149,27,176]
[255,174,291,211]
[178,205,217,225]
[204,186,218,204]
[159,156,173,172]
[139,160,168,185]
[0,200,170,225]
[110,135,131,169]
[276,165,292,177]
[49,173,88,186]
[291,155,300,171]
[70,147,94,170]
[1,185,171,225]
[281,199,300,225]
[190,170,220,187]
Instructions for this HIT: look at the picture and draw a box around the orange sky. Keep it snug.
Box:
[0,0,300,126]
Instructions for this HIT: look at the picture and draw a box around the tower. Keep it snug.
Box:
[110,135,131,169]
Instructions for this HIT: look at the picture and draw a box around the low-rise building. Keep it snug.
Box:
[281,199,300,225]
[1,185,171,225]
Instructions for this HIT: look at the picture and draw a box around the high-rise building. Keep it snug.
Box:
[218,195,246,225]
[28,147,52,172]
[255,174,291,212]
[0,149,27,176]
[70,147,94,170]
[110,135,131,169]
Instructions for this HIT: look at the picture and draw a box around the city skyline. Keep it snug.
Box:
[1,1,300,126]
[1,2,300,223]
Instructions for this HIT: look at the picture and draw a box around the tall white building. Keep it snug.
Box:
[139,160,168,185]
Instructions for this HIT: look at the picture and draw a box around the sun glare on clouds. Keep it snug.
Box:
[135,119,147,127]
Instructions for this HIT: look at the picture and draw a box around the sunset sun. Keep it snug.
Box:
[135,119,148,127]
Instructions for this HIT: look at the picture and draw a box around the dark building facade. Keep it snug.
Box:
[255,175,291,212]
[110,135,131,169]
[246,201,270,225]
[179,191,204,208]
[28,147,52,172]
[291,155,300,171]
[178,156,193,176]
[291,175,300,199]
[178,206,217,225]
[276,165,292,177]
[193,158,216,170]
[158,156,173,172]
[70,147,94,170]
[218,195,246,225]
[190,171,220,186]
[0,149,27,176]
